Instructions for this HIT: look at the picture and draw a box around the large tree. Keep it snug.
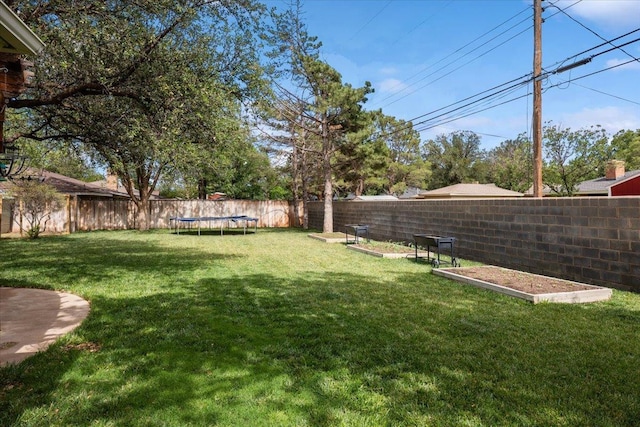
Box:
[542,124,610,196]
[610,129,640,170]
[377,113,430,196]
[267,3,372,232]
[422,130,486,189]
[485,134,533,193]
[333,111,388,197]
[5,0,272,229]
[296,57,372,232]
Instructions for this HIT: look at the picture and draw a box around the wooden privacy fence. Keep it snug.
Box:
[1,198,301,234]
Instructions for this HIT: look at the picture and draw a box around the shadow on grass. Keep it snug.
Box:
[2,268,640,425]
[0,232,242,291]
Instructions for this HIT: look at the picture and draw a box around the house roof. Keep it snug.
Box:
[0,170,128,198]
[575,170,640,195]
[398,187,425,199]
[0,1,45,55]
[89,178,161,199]
[352,195,399,201]
[417,183,524,199]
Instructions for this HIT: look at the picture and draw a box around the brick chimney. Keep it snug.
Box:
[106,171,119,190]
[605,160,625,180]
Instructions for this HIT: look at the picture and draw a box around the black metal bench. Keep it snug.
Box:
[413,234,459,268]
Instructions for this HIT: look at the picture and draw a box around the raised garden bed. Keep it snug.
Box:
[307,232,345,243]
[346,241,429,259]
[434,266,612,304]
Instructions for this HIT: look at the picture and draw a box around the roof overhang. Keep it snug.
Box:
[0,1,45,55]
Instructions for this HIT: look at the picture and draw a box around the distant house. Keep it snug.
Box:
[524,161,640,197]
[0,170,163,234]
[207,192,227,201]
[351,195,399,201]
[0,170,126,200]
[416,183,524,199]
[90,172,161,199]
[398,187,425,199]
[0,170,128,234]
[575,161,640,197]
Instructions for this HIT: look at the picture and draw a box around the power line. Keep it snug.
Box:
[348,0,393,42]
[414,93,531,133]
[548,1,640,63]
[390,0,454,46]
[396,30,640,137]
[383,24,532,108]
[547,57,640,91]
[405,73,531,124]
[571,83,640,106]
[418,56,640,135]
[372,5,533,107]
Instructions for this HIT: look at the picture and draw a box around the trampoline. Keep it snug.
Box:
[170,215,258,236]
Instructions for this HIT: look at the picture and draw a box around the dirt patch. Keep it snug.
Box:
[443,266,594,295]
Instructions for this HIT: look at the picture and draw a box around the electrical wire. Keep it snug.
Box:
[378,0,584,109]
[571,83,640,106]
[372,5,533,107]
[348,0,393,42]
[390,0,454,46]
[548,1,640,63]
[383,24,532,108]
[394,32,640,137]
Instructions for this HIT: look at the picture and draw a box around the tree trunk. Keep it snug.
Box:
[300,131,310,230]
[321,112,333,233]
[197,178,207,200]
[136,196,151,231]
[355,178,364,197]
[290,129,301,228]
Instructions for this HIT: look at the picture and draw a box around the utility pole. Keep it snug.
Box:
[532,0,543,197]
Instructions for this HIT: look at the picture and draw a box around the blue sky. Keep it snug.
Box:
[264,0,640,150]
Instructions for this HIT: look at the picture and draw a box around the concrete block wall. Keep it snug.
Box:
[308,198,640,292]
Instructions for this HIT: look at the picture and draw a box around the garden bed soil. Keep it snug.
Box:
[434,266,612,304]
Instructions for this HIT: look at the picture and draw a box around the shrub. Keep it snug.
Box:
[9,180,65,238]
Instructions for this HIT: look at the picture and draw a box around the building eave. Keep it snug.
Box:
[0,1,45,55]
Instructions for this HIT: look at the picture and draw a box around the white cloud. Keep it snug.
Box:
[379,67,398,75]
[377,78,409,94]
[553,0,640,28]
[606,58,640,71]
[560,106,640,134]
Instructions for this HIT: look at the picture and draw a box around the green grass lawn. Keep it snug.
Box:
[1,229,639,426]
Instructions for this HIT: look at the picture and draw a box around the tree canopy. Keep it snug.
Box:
[6,0,274,229]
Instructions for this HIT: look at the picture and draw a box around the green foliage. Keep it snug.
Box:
[423,131,486,189]
[542,123,611,196]
[610,129,640,170]
[17,138,104,182]
[378,113,431,195]
[334,112,390,197]
[9,180,65,238]
[268,8,373,231]
[486,133,533,193]
[9,0,274,229]
[1,231,640,425]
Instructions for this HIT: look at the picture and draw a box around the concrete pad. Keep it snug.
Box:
[0,287,90,366]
